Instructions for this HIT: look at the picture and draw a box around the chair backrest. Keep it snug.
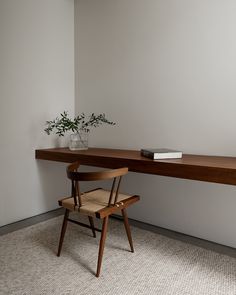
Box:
[67,162,128,208]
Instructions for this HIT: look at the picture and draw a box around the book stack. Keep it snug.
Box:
[141,148,182,160]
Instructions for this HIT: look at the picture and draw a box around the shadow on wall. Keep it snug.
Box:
[35,160,70,210]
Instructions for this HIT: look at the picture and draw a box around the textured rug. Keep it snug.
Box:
[1,214,236,295]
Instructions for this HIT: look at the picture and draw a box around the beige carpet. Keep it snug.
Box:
[1,214,236,295]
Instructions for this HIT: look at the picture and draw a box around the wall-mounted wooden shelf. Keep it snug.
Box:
[35,147,236,186]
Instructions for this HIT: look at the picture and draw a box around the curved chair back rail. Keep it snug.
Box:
[67,164,128,181]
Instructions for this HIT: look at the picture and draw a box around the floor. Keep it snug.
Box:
[1,208,236,259]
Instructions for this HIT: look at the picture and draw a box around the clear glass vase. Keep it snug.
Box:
[69,131,88,150]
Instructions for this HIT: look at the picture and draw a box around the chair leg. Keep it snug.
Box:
[121,208,134,253]
[96,216,109,277]
[88,216,96,238]
[57,209,70,257]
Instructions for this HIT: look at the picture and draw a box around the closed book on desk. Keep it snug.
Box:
[141,148,182,160]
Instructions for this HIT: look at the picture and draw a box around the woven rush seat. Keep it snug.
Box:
[59,188,133,217]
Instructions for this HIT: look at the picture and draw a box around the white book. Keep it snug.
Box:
[141,148,182,160]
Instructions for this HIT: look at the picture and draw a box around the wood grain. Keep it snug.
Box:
[35,147,236,185]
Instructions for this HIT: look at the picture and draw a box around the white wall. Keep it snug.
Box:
[0,0,74,226]
[75,0,236,247]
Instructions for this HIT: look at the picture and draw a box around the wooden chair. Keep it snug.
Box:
[57,161,140,277]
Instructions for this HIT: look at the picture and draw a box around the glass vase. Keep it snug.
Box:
[69,131,88,150]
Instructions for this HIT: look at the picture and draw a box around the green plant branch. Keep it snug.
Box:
[44,111,115,136]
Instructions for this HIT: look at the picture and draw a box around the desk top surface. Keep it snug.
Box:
[35,147,236,185]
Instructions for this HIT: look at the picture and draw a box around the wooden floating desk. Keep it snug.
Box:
[35,147,236,186]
